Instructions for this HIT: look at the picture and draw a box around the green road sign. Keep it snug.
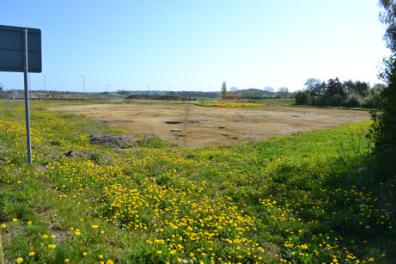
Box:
[0,25,42,73]
[0,24,42,165]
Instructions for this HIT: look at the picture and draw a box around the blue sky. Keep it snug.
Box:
[0,0,390,92]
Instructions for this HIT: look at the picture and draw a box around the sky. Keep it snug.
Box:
[0,0,391,92]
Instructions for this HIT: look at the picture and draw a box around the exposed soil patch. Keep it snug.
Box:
[48,103,370,147]
[89,135,135,147]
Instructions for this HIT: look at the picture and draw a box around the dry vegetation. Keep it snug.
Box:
[48,102,370,147]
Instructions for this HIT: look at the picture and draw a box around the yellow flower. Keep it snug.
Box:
[28,251,36,257]
[27,221,32,225]
[64,259,70,263]
[41,234,48,240]
[82,252,88,257]
[91,224,99,229]
[74,230,81,237]
[0,223,6,229]
[48,244,57,249]
[299,244,308,250]
[16,257,24,263]
[368,258,375,262]
[98,255,104,260]
[106,260,115,264]
[12,218,18,223]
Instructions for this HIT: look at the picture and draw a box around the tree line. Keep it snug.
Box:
[295,78,385,108]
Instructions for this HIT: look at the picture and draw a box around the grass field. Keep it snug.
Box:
[0,100,395,263]
[48,101,369,147]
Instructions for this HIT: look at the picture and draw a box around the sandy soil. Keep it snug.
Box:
[49,102,370,147]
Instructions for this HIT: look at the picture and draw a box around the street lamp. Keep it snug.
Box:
[43,75,47,91]
[79,75,85,93]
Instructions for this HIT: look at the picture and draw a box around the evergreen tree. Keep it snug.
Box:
[369,0,396,178]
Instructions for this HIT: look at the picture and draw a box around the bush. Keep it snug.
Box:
[295,91,311,105]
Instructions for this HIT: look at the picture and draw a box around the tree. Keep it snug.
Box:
[368,0,396,179]
[304,78,323,96]
[343,80,370,97]
[325,78,344,97]
[365,83,385,108]
[221,81,227,100]
[277,87,289,98]
[295,91,311,105]
[263,86,274,93]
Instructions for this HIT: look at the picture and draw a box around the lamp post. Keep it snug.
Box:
[79,75,85,98]
[43,75,46,91]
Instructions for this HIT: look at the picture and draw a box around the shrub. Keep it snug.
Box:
[295,91,311,105]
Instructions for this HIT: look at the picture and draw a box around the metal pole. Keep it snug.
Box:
[23,28,32,165]
[80,75,85,98]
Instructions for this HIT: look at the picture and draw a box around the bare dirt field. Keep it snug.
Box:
[49,102,370,147]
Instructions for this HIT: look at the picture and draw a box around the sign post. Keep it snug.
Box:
[23,29,32,165]
[0,25,42,165]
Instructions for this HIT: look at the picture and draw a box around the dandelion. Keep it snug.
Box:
[106,260,115,264]
[41,234,48,240]
[16,257,24,263]
[48,244,57,249]
[28,251,36,257]
[74,230,81,237]
[0,223,6,229]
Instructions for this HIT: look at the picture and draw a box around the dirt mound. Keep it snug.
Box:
[89,135,134,147]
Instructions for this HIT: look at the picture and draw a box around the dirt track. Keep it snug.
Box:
[49,102,370,147]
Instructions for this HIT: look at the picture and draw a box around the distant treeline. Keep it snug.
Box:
[125,94,195,101]
[0,88,292,101]
[122,89,292,100]
[295,78,385,108]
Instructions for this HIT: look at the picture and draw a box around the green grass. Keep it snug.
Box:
[0,100,395,263]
